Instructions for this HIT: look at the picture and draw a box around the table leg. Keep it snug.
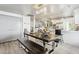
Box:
[48,41,55,54]
[48,49,54,54]
[43,41,46,51]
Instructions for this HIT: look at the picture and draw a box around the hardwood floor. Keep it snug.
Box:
[0,40,79,54]
[0,40,26,54]
[52,43,79,54]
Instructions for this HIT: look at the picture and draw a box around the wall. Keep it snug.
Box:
[74,8,79,24]
[0,12,23,43]
[23,16,31,33]
[63,31,79,47]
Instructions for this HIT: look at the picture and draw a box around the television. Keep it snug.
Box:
[55,29,61,35]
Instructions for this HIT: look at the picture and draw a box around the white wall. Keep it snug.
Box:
[23,16,31,33]
[0,10,32,43]
[74,8,79,24]
[0,13,23,43]
[63,31,79,47]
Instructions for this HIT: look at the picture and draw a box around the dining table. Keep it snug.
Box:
[24,32,62,54]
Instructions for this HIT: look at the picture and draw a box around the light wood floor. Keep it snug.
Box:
[52,43,79,54]
[0,40,79,54]
[0,40,26,54]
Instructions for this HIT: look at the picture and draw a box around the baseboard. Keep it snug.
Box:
[0,39,17,44]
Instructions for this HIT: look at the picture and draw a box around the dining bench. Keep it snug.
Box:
[17,38,47,54]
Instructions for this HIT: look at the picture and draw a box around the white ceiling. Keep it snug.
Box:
[0,4,32,15]
[0,4,79,17]
[36,4,79,20]
[49,4,79,17]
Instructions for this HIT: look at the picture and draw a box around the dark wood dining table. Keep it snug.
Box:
[24,33,62,54]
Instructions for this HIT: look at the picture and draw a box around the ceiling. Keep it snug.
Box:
[0,4,32,15]
[34,4,79,20]
[47,4,79,17]
[0,4,79,17]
